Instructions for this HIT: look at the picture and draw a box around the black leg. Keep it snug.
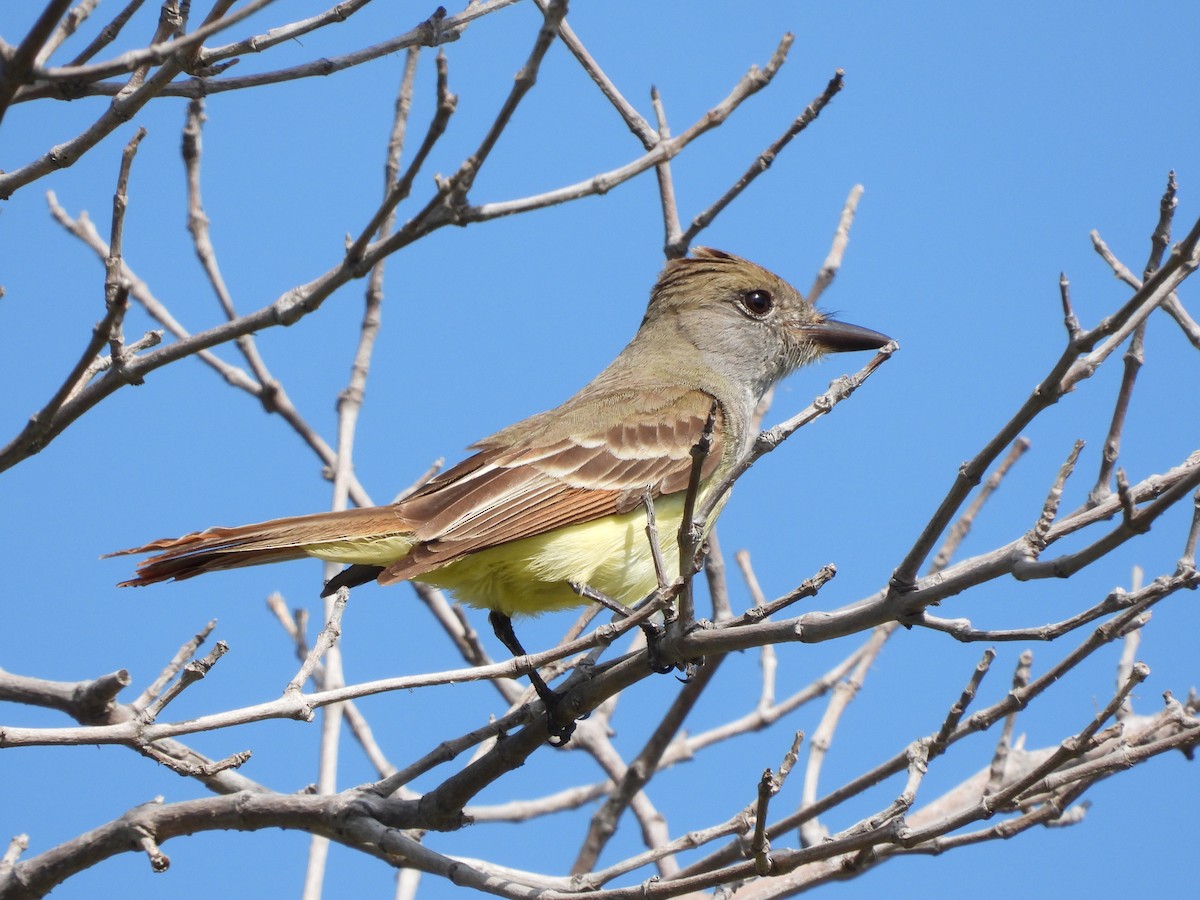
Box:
[322,564,384,597]
[569,580,677,676]
[488,610,576,745]
[639,622,677,675]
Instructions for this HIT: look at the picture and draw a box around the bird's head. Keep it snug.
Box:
[641,247,890,395]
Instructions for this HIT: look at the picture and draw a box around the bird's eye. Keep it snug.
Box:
[739,289,774,317]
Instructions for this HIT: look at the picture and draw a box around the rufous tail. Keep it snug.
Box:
[107,506,411,587]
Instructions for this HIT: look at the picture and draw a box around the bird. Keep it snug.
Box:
[109,248,890,742]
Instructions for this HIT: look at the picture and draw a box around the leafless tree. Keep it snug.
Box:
[2,3,1198,898]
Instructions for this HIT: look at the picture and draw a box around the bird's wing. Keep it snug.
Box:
[110,390,723,588]
[379,389,724,582]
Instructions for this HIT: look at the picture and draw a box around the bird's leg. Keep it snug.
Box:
[640,621,677,676]
[570,581,675,675]
[488,610,576,746]
[636,488,681,674]
[626,586,680,676]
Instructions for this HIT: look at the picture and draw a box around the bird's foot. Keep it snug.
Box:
[524,669,580,745]
[639,621,678,675]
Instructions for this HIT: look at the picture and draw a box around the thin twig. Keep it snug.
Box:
[696,346,896,529]
[650,86,683,255]
[103,126,147,378]
[1059,272,1081,340]
[132,620,218,712]
[890,212,1200,594]
[64,0,146,67]
[287,590,349,698]
[0,0,76,124]
[675,401,720,630]
[1179,488,1200,574]
[347,49,456,264]
[986,650,1032,793]
[1115,566,1144,722]
[736,564,837,623]
[182,98,275,391]
[1088,322,1144,506]
[808,183,863,307]
[930,649,997,757]
[1028,440,1085,552]
[531,0,656,145]
[676,47,842,255]
[35,0,100,65]
[929,437,1030,573]
[751,769,777,876]
[140,641,229,722]
[797,625,891,846]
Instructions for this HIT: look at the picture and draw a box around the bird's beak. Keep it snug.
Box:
[804,318,892,353]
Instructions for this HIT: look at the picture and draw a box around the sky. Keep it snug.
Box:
[2,1,1199,897]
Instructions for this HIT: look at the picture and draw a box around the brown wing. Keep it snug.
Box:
[380,389,724,583]
[111,390,723,589]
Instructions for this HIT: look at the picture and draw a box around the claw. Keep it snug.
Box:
[640,622,677,675]
[676,658,702,683]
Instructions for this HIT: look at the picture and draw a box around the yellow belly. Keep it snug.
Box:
[420,494,689,617]
[302,493,715,618]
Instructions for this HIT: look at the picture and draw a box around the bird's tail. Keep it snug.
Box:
[106,506,414,587]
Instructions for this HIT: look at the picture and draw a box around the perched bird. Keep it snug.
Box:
[110,248,890,741]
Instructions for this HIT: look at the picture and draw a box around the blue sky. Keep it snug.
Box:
[2,2,1198,897]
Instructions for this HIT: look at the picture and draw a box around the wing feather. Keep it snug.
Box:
[382,389,724,580]
[113,389,724,588]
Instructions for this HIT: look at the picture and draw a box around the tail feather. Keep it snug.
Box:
[108,506,413,587]
[117,546,310,587]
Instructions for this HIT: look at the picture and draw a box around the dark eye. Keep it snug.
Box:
[740,289,774,317]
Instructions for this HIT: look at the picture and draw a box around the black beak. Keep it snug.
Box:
[806,318,892,352]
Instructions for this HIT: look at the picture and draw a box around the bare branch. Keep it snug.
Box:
[890,211,1200,593]
[798,625,892,846]
[102,126,147,378]
[572,656,725,875]
[35,0,100,65]
[808,182,864,307]
[464,37,798,224]
[986,650,1033,794]
[16,199,372,505]
[287,590,349,698]
[930,649,997,756]
[1092,222,1200,349]
[1029,440,1086,551]
[132,619,218,711]
[64,0,146,67]
[532,0,656,145]
[1059,272,1081,341]
[0,0,75,124]
[27,0,277,85]
[1180,488,1200,574]
[1088,322,1144,506]
[676,55,850,255]
[929,437,1030,574]
[651,86,683,254]
[346,49,456,265]
[696,343,897,530]
[141,641,229,722]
